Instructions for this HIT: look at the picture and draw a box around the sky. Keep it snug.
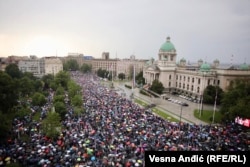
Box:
[0,0,249,64]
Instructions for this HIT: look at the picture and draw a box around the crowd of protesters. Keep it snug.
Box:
[0,72,249,167]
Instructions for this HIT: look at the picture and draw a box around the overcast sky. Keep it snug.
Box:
[0,0,249,64]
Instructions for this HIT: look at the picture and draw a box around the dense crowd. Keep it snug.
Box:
[0,72,249,167]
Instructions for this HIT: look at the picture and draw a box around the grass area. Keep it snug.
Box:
[194,109,222,124]
[134,98,179,122]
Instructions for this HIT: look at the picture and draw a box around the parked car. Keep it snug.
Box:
[181,102,189,106]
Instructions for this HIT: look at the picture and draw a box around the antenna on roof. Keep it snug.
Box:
[231,54,234,66]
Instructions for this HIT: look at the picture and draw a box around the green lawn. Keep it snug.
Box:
[194,109,222,124]
[134,98,179,122]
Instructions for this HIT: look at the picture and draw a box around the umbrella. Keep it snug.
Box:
[5,157,11,161]
[91,156,96,161]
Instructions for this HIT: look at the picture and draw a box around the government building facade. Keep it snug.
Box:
[144,37,250,100]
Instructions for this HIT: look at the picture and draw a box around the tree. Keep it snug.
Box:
[71,94,83,107]
[41,111,61,139]
[128,64,134,80]
[55,86,65,96]
[32,92,46,106]
[55,71,70,89]
[203,85,223,105]
[97,68,108,78]
[34,80,43,92]
[53,95,65,103]
[22,72,36,80]
[0,72,19,113]
[18,76,35,96]
[220,79,250,122]
[149,79,164,94]
[63,59,79,71]
[42,74,54,89]
[5,63,22,79]
[54,101,67,119]
[135,71,145,85]
[68,80,81,99]
[73,106,84,117]
[118,73,125,80]
[80,63,92,73]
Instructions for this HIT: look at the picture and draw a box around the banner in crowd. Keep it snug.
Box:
[235,116,250,127]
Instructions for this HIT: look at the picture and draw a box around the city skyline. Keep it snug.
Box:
[0,0,249,64]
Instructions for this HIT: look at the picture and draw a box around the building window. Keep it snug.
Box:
[180,76,182,81]
[187,84,189,90]
[169,82,171,87]
[184,76,186,82]
[176,82,177,87]
[197,87,200,93]
[179,83,181,88]
[208,79,210,85]
[183,83,185,89]
[192,78,194,83]
[198,78,200,84]
[188,77,190,82]
[191,85,194,91]
[176,75,178,80]
[171,55,174,61]
[217,80,220,86]
[169,75,171,80]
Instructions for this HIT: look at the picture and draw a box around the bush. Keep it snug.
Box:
[139,89,150,97]
[125,84,132,89]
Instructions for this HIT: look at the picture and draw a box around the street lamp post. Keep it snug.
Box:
[212,87,218,124]
[179,104,183,123]
[199,72,206,117]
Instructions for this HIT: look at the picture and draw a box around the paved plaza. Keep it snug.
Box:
[114,81,215,125]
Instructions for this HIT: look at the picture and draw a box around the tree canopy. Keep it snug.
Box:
[63,59,79,71]
[149,79,164,95]
[118,73,125,80]
[0,71,19,112]
[41,111,61,139]
[203,85,223,105]
[97,68,109,78]
[220,79,250,122]
[135,71,145,86]
[80,63,92,73]
[5,64,22,79]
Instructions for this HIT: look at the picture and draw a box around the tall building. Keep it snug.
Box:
[18,56,63,77]
[144,37,250,100]
[43,57,63,75]
[116,55,147,79]
[18,55,44,78]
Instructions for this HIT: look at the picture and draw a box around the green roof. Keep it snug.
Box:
[160,37,176,52]
[200,63,211,72]
[180,58,186,62]
[239,63,249,70]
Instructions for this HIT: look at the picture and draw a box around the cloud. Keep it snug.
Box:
[0,0,249,63]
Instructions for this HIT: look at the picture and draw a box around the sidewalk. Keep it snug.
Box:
[113,81,208,125]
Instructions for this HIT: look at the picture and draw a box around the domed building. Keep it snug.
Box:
[144,36,250,100]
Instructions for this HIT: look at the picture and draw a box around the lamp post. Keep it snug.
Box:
[199,72,206,117]
[212,87,218,124]
[179,104,183,123]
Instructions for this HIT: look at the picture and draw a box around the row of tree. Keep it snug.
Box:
[0,63,84,142]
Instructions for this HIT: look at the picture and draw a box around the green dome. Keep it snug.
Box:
[239,63,249,70]
[180,58,186,62]
[160,37,176,52]
[200,63,211,72]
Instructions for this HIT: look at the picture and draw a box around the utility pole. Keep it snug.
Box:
[212,87,218,124]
